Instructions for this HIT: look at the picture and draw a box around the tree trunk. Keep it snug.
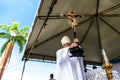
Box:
[0,42,13,79]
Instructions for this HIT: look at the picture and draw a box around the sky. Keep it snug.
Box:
[0,0,116,80]
[0,0,56,80]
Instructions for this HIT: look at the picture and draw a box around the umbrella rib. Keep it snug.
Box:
[110,56,120,62]
[77,16,93,26]
[96,17,103,63]
[38,15,67,20]
[96,0,100,14]
[80,17,95,45]
[96,17,102,49]
[99,3,120,14]
[25,0,57,60]
[99,17,120,35]
[36,0,57,41]
[38,14,94,20]
[100,14,120,17]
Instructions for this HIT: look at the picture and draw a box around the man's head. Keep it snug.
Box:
[50,73,54,79]
[61,36,71,48]
[93,65,97,69]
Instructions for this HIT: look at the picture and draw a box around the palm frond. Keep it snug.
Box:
[18,31,28,39]
[10,21,19,32]
[0,40,10,56]
[16,40,23,53]
[20,26,30,32]
[0,24,11,32]
[15,36,26,53]
[16,35,26,43]
[0,32,10,39]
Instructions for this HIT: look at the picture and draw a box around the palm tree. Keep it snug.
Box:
[0,21,30,79]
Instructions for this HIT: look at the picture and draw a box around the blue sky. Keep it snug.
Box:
[0,0,56,80]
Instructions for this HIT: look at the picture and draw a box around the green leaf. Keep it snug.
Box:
[20,26,30,32]
[18,31,28,39]
[15,36,26,53]
[0,40,10,57]
[0,32,10,39]
[10,21,19,33]
[0,25,11,32]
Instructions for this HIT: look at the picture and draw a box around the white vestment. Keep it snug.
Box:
[85,69,120,80]
[56,47,84,80]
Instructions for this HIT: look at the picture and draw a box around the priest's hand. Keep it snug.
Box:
[74,38,79,43]
[69,42,78,48]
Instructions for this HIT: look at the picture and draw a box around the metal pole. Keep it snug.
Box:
[67,10,86,80]
[20,59,27,80]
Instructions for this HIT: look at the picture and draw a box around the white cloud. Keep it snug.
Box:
[2,71,21,80]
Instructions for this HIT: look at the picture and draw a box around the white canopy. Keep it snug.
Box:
[23,0,120,65]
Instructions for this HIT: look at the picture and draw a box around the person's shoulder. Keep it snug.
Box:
[56,48,62,55]
[56,48,64,53]
[56,47,69,52]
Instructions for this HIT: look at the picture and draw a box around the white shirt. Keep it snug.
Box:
[85,69,120,80]
[56,47,84,80]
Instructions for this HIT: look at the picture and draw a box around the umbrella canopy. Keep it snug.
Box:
[23,0,120,65]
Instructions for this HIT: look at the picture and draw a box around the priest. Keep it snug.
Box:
[56,35,86,80]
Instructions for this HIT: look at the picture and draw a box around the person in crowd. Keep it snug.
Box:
[93,65,97,70]
[49,73,56,80]
[84,63,87,72]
